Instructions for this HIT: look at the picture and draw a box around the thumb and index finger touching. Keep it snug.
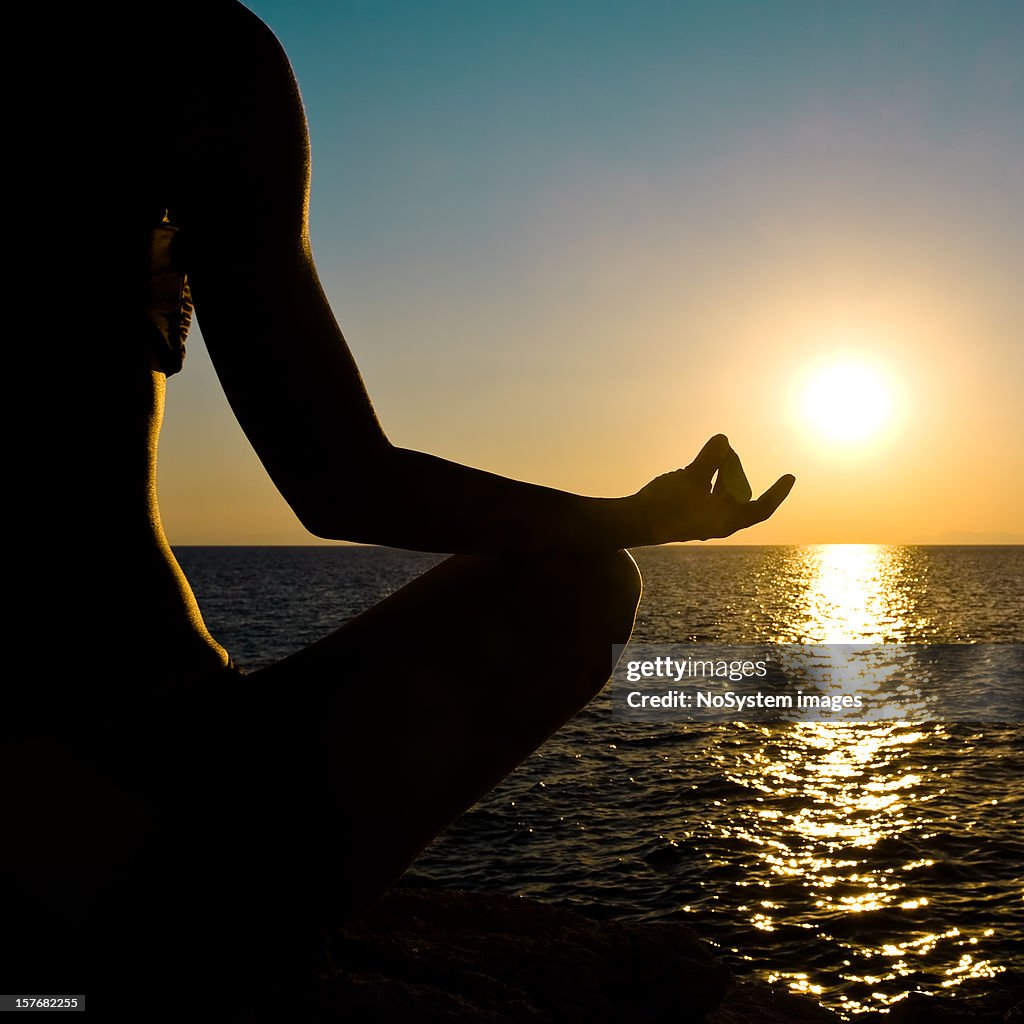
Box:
[687,432,796,522]
[686,433,732,482]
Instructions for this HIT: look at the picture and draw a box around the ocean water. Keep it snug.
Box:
[176,544,1023,1018]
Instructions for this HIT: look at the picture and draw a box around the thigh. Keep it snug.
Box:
[243,549,642,913]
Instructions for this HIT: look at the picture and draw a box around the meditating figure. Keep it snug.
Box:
[3,0,794,984]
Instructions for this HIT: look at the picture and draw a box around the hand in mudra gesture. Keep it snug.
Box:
[633,434,795,545]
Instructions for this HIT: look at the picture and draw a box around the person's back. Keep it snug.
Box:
[21,3,266,688]
[7,6,278,990]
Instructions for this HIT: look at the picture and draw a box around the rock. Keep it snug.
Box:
[311,888,732,1022]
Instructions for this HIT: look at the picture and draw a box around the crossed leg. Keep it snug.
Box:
[245,548,642,916]
[0,549,641,1005]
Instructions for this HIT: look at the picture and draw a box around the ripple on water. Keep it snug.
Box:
[176,544,1024,1020]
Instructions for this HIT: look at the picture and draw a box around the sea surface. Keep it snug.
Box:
[176,544,1023,1018]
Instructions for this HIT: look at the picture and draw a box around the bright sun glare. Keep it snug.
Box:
[801,359,894,445]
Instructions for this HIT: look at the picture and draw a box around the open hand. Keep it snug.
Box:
[632,434,795,545]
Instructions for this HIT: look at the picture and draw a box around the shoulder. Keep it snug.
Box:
[188,2,297,83]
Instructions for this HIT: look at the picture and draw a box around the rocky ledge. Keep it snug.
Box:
[262,887,1021,1023]
[283,887,842,1022]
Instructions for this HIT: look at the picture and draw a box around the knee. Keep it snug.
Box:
[594,548,643,636]
[452,547,641,643]
[547,549,641,705]
[556,548,642,645]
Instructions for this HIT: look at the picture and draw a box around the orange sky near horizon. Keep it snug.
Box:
[157,2,1023,547]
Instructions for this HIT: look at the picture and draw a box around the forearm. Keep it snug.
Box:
[301,444,649,555]
[180,8,793,558]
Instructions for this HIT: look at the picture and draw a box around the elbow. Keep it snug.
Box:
[293,507,342,542]
[284,440,396,542]
[295,509,381,545]
[291,494,374,544]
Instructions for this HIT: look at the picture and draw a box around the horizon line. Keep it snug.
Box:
[169,540,1024,548]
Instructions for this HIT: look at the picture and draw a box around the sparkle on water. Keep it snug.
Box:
[690,545,1013,1014]
[177,544,1022,1021]
[717,719,1008,1013]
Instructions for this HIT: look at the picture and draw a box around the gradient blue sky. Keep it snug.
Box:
[160,1,1023,544]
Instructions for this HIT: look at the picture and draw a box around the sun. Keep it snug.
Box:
[799,358,894,445]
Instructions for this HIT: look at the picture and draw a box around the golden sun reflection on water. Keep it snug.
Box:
[717,720,1007,1014]
[717,545,1009,1015]
[787,544,923,643]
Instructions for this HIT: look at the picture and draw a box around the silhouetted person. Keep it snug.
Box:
[4,0,793,1005]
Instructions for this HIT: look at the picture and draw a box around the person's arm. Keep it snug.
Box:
[183,5,792,555]
[281,438,795,554]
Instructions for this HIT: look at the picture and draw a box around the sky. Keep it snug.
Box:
[159,0,1023,545]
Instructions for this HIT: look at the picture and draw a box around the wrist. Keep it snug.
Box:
[607,492,657,548]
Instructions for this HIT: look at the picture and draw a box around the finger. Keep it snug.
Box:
[739,474,796,527]
[713,446,753,502]
[687,433,731,482]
